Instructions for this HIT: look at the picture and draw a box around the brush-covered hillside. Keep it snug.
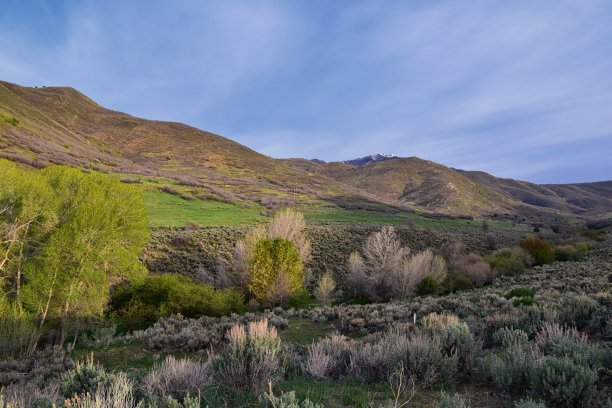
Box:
[0,81,372,207]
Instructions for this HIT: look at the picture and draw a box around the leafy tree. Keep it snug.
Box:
[22,166,149,343]
[0,159,58,305]
[248,238,303,305]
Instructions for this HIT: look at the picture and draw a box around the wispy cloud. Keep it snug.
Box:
[0,0,611,183]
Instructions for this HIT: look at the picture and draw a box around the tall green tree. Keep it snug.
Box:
[0,159,58,305]
[22,166,149,343]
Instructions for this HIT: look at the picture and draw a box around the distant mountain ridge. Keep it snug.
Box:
[342,153,398,166]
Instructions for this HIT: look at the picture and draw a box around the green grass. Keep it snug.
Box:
[144,190,266,227]
[302,205,515,229]
[277,378,394,407]
[280,318,335,345]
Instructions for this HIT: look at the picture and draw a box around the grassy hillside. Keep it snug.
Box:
[0,81,375,209]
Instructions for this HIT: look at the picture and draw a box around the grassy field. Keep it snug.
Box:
[144,189,516,229]
[144,190,266,228]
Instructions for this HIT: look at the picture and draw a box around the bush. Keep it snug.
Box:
[212,319,283,394]
[249,238,304,306]
[448,252,495,287]
[305,335,353,380]
[558,295,598,330]
[514,399,546,408]
[63,372,139,408]
[486,249,527,276]
[520,236,555,266]
[531,356,597,406]
[0,298,36,359]
[493,328,529,348]
[144,356,211,401]
[435,392,471,408]
[482,344,536,395]
[555,244,587,262]
[61,359,112,399]
[417,276,440,295]
[258,390,323,408]
[506,288,536,299]
[110,274,246,328]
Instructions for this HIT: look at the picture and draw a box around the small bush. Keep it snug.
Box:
[417,276,440,295]
[493,328,529,348]
[531,356,597,406]
[314,272,336,305]
[435,392,471,408]
[213,319,283,394]
[506,288,536,299]
[258,389,323,408]
[554,243,586,262]
[61,359,112,399]
[305,335,353,379]
[486,249,527,276]
[558,295,598,330]
[514,399,546,408]
[482,344,537,395]
[520,236,554,266]
[144,356,210,401]
[64,372,138,408]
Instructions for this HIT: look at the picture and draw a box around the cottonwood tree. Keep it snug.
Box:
[225,208,311,296]
[0,159,58,306]
[248,238,303,306]
[22,166,149,344]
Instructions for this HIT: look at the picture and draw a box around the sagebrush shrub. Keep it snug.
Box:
[555,243,587,262]
[63,372,138,408]
[258,389,323,408]
[482,344,536,395]
[212,319,283,394]
[514,399,546,408]
[493,328,529,348]
[144,356,211,401]
[434,392,471,408]
[558,294,598,330]
[530,356,597,407]
[61,358,112,399]
[305,335,353,379]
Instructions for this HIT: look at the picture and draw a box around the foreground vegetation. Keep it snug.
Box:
[1,159,610,407]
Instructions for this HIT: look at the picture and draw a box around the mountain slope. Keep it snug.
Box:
[459,170,612,218]
[0,81,370,203]
[315,157,521,216]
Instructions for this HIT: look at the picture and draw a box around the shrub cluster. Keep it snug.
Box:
[110,274,246,330]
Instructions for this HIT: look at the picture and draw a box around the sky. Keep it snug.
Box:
[1,1,611,183]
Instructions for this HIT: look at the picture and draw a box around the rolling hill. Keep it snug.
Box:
[1,80,610,223]
[0,81,373,206]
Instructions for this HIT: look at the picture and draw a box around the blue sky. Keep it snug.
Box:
[1,1,611,183]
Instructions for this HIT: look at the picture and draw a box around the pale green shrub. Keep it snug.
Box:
[493,328,529,348]
[434,392,471,408]
[212,319,283,394]
[530,356,597,407]
[63,372,138,408]
[482,344,536,395]
[144,356,210,401]
[514,399,546,408]
[559,295,598,330]
[258,389,323,408]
